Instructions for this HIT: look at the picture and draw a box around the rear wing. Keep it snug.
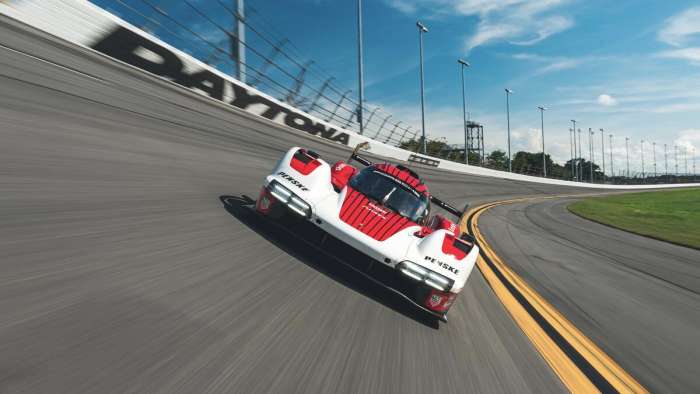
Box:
[349,142,372,166]
[431,196,473,242]
[430,196,466,220]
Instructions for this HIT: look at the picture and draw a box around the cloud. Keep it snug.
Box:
[656,47,700,66]
[656,7,700,67]
[652,103,700,113]
[512,52,584,75]
[658,7,700,47]
[512,128,543,152]
[384,0,419,14]
[537,58,581,74]
[674,129,700,154]
[383,0,574,51]
[465,1,574,51]
[597,94,618,106]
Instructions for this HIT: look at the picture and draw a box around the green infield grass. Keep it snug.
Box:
[568,188,700,249]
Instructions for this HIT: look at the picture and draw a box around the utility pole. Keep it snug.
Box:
[609,134,614,184]
[600,128,605,181]
[506,89,513,172]
[459,59,470,164]
[538,106,547,177]
[356,0,365,134]
[416,21,429,154]
[625,137,630,179]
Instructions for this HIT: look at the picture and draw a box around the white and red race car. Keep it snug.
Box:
[254,145,479,322]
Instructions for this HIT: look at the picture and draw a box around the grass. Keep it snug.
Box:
[568,188,700,250]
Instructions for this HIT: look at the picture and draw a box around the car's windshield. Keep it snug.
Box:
[349,168,429,222]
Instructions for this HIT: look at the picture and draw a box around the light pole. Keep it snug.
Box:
[599,129,605,183]
[652,142,657,180]
[571,120,577,180]
[641,139,645,183]
[578,128,583,181]
[664,144,671,183]
[609,134,614,184]
[600,128,605,181]
[684,146,688,176]
[505,88,513,172]
[416,21,429,154]
[356,0,365,134]
[459,59,470,164]
[589,128,594,182]
[625,137,630,179]
[675,145,678,180]
[693,148,697,182]
[569,128,575,180]
[664,144,668,183]
[538,106,547,177]
[234,0,246,82]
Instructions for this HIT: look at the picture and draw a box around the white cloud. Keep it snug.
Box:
[384,0,419,14]
[513,52,584,75]
[597,94,618,106]
[509,15,574,45]
[383,0,574,51]
[536,58,581,74]
[465,1,574,51]
[656,47,700,66]
[674,129,700,154]
[656,7,700,67]
[512,127,543,152]
[658,7,700,47]
[652,103,700,113]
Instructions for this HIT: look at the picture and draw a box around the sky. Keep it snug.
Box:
[94,0,700,175]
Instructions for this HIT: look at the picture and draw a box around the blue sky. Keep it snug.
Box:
[95,0,699,174]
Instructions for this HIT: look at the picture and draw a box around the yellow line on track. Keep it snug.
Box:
[460,197,648,393]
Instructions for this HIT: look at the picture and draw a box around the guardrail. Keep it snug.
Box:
[2,0,698,190]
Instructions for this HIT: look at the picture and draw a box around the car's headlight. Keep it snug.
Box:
[397,261,454,291]
[269,181,292,203]
[288,195,311,217]
[267,180,311,218]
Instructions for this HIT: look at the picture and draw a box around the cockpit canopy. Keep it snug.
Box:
[349,167,430,222]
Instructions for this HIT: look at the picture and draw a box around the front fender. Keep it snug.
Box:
[406,229,479,293]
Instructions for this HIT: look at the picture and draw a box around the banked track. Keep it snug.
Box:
[0,17,640,393]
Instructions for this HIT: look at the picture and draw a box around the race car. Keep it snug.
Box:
[254,144,479,322]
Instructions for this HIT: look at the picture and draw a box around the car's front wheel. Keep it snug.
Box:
[255,186,287,219]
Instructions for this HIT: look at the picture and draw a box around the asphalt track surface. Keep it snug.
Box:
[0,16,682,393]
[479,199,700,393]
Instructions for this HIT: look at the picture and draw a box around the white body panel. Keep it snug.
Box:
[264,148,479,294]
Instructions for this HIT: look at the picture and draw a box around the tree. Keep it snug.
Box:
[399,137,449,157]
[511,151,557,176]
[486,149,508,170]
[563,158,601,182]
